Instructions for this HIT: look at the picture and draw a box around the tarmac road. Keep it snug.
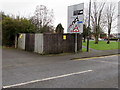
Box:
[2,48,119,88]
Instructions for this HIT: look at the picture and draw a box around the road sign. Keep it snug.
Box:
[67,3,84,33]
[19,34,23,38]
[63,35,67,40]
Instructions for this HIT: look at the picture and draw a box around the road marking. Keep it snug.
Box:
[74,54,120,61]
[3,70,93,88]
[86,60,118,65]
[73,54,119,65]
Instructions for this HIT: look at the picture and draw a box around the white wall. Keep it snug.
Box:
[18,33,26,50]
[34,34,43,54]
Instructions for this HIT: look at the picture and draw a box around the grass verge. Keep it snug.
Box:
[82,48,86,52]
[82,41,120,50]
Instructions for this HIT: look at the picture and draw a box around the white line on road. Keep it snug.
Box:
[3,70,93,88]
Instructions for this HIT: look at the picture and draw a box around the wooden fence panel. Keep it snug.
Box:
[43,34,63,54]
[43,33,82,54]
[77,34,82,51]
[25,34,35,51]
[62,34,75,53]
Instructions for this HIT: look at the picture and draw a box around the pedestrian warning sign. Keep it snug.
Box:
[67,3,84,34]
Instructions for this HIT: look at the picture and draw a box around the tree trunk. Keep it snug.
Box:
[83,36,86,42]
[107,25,111,44]
[107,31,110,44]
[95,34,99,44]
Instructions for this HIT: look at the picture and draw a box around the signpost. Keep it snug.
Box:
[67,3,84,53]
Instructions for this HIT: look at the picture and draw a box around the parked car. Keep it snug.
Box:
[89,37,94,40]
[104,38,108,41]
[98,38,103,41]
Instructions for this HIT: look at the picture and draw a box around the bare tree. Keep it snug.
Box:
[84,4,89,27]
[105,3,117,44]
[83,3,90,42]
[31,5,54,33]
[91,1,105,44]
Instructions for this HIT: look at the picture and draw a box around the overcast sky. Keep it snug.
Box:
[1,0,120,33]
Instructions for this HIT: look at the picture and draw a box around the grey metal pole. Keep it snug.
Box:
[75,33,77,53]
[87,0,91,52]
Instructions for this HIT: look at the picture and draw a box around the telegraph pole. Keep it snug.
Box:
[87,0,91,52]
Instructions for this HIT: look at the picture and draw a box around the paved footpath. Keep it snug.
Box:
[71,48,119,59]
